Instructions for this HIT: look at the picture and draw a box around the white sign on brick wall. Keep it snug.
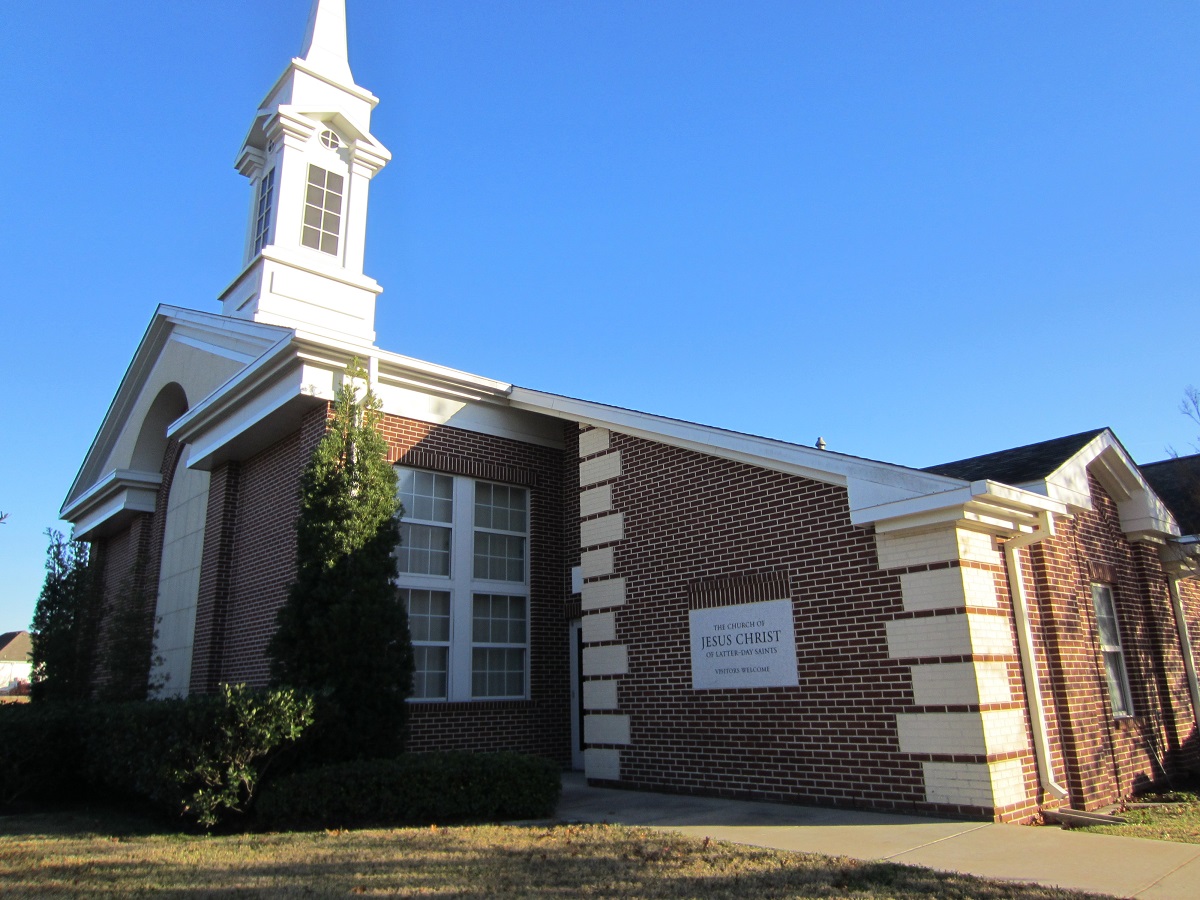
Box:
[689,598,799,690]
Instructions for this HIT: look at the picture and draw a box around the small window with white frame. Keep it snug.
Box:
[395,467,530,702]
[1091,583,1134,717]
[252,168,275,255]
[302,164,344,255]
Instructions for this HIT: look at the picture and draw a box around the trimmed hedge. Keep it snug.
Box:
[255,751,562,829]
[0,685,312,828]
[86,684,313,828]
[0,702,87,807]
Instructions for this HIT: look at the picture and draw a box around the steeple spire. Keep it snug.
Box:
[299,0,355,87]
[219,0,391,346]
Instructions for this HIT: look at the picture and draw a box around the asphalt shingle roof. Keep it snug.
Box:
[1141,454,1200,536]
[923,429,1106,485]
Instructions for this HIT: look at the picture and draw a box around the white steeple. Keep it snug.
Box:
[299,0,354,87]
[219,0,391,346]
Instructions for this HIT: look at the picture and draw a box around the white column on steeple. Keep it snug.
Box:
[300,0,355,87]
[219,0,391,347]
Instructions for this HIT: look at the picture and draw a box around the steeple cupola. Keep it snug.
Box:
[219,0,391,346]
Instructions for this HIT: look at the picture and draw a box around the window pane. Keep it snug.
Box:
[1091,585,1122,649]
[1103,652,1132,717]
[398,470,453,524]
[304,205,323,227]
[413,646,448,700]
[402,589,450,642]
[473,532,525,582]
[320,232,339,254]
[397,523,451,576]
[472,647,525,698]
[327,172,344,194]
[472,594,527,644]
[302,227,321,249]
[475,482,527,534]
[306,184,323,205]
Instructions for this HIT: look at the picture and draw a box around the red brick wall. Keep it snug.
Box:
[89,439,183,698]
[594,431,925,812]
[209,406,328,687]
[1028,474,1198,810]
[189,408,573,765]
[380,416,572,765]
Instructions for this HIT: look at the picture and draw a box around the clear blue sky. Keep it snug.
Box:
[1,0,1197,631]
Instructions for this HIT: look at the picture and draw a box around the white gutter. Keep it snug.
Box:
[1004,509,1069,802]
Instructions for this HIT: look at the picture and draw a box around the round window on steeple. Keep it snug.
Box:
[319,129,342,150]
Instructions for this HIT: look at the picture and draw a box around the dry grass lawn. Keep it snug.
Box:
[0,808,1105,899]
[1078,792,1200,845]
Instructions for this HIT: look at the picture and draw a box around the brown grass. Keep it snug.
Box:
[1078,792,1200,845]
[0,808,1105,898]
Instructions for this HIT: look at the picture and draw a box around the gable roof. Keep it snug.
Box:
[0,631,31,663]
[924,428,1176,540]
[1141,454,1200,536]
[923,429,1106,483]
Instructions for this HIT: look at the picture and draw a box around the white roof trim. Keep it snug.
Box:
[508,387,966,503]
[1017,431,1178,540]
[61,306,288,516]
[62,469,163,540]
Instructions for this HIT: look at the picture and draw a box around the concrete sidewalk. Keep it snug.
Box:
[555,774,1200,899]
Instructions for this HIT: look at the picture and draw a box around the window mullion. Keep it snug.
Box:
[448,479,475,701]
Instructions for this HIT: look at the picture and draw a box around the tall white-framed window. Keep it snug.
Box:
[302,164,344,255]
[395,467,530,702]
[252,168,275,255]
[1091,583,1134,718]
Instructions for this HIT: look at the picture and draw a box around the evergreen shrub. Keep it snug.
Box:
[85,684,313,828]
[255,751,562,829]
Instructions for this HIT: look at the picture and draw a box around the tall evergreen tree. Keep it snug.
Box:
[30,529,96,702]
[269,360,414,761]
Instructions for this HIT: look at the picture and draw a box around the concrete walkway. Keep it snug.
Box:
[555,774,1200,899]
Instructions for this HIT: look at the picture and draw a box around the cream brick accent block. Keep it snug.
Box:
[923,761,996,807]
[926,763,993,806]
[583,644,628,676]
[585,748,621,780]
[981,708,1029,755]
[578,427,611,458]
[580,512,625,549]
[957,528,1002,566]
[974,661,1014,705]
[583,679,619,710]
[988,758,1029,808]
[582,577,626,610]
[962,566,1000,608]
[910,661,1014,706]
[886,615,971,659]
[579,485,613,517]
[899,566,1001,613]
[579,451,621,488]
[923,758,1028,809]
[899,568,967,612]
[897,712,985,755]
[967,613,1016,656]
[876,527,959,570]
[910,662,980,706]
[581,547,614,579]
[582,611,617,644]
[585,714,631,745]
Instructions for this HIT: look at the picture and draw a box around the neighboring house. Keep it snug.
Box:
[60,0,1200,822]
[0,631,33,694]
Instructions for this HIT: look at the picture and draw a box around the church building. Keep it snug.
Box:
[62,0,1200,823]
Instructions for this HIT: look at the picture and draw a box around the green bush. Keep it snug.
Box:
[0,702,87,808]
[85,684,313,828]
[256,751,562,829]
